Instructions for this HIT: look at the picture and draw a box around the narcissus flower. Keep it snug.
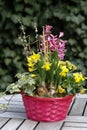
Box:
[59,66,69,77]
[73,72,85,83]
[28,67,35,72]
[42,62,51,71]
[58,85,66,94]
[27,52,40,63]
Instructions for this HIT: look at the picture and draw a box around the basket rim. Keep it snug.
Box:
[21,92,74,101]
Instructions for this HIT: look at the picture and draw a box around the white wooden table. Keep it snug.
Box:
[0,94,87,130]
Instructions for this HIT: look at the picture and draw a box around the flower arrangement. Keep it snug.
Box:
[7,24,86,98]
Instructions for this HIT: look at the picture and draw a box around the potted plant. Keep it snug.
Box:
[6,24,86,122]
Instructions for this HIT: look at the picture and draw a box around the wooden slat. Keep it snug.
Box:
[64,122,87,127]
[0,118,9,128]
[1,118,24,130]
[0,111,27,119]
[62,116,87,130]
[0,95,13,101]
[18,120,38,130]
[7,104,25,113]
[7,100,23,105]
[76,94,87,98]
[66,116,87,122]
[0,100,9,104]
[0,95,13,104]
[0,100,23,106]
[69,98,87,116]
[62,127,87,130]
[83,104,87,116]
[11,94,22,102]
[36,116,87,130]
[35,121,64,130]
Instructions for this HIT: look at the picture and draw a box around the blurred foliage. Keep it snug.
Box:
[0,0,87,91]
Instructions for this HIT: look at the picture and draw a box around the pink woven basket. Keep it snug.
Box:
[21,93,74,122]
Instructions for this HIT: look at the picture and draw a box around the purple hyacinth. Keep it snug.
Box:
[41,25,67,60]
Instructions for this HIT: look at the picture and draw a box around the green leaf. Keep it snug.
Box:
[6,83,20,94]
[11,15,22,23]
[68,39,76,45]
[25,8,33,15]
[83,39,87,45]
[22,17,32,26]
[4,58,11,65]
[23,84,35,96]
[67,85,73,93]
[15,4,24,12]
[43,9,52,19]
[0,92,5,98]
[0,104,7,110]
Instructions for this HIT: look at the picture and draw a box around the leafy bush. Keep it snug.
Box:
[0,0,87,91]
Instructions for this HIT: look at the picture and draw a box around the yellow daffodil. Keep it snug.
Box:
[59,65,69,77]
[79,89,86,94]
[30,52,40,62]
[27,57,32,63]
[42,62,51,71]
[66,61,77,70]
[58,60,65,67]
[28,67,35,72]
[73,72,85,83]
[27,62,34,67]
[27,52,40,63]
[30,74,36,78]
[58,85,66,94]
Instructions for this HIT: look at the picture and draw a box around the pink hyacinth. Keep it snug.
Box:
[58,40,67,60]
[59,32,64,38]
[40,25,67,60]
[48,34,58,51]
[45,25,52,35]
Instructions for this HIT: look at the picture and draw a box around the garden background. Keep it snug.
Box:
[0,0,87,91]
